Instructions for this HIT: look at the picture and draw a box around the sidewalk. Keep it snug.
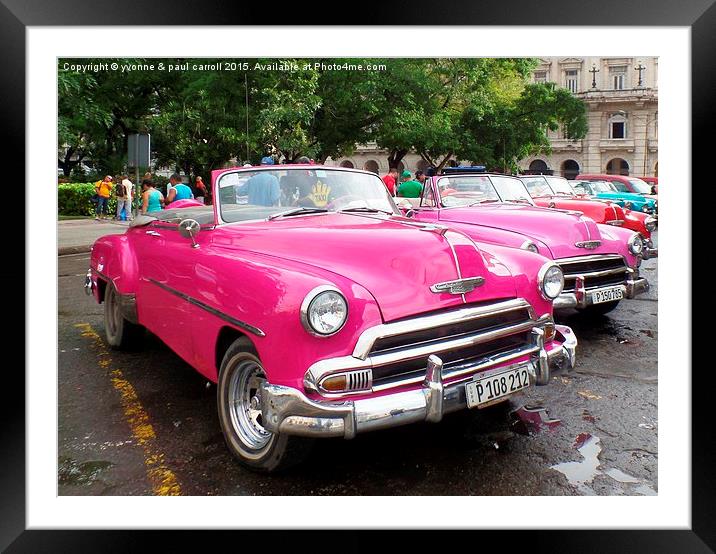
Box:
[58,218,130,255]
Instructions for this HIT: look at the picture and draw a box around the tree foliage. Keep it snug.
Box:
[58,57,588,180]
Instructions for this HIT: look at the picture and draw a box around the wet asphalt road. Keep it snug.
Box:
[58,244,658,496]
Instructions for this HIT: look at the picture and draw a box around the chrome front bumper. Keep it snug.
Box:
[553,271,649,309]
[260,325,577,439]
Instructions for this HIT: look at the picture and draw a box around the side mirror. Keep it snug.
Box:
[178,219,201,248]
[405,209,415,218]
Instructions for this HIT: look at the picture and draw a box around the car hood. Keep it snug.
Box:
[596,191,650,204]
[436,204,603,259]
[211,213,519,322]
[534,195,625,223]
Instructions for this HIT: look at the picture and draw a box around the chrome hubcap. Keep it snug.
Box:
[227,359,271,451]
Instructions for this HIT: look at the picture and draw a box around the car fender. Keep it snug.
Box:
[89,234,140,301]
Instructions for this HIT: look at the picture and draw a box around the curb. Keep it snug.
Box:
[59,245,92,256]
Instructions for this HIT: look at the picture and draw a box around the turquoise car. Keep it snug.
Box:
[572,180,657,214]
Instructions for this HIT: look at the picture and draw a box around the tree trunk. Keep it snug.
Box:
[435,152,454,172]
[387,149,408,170]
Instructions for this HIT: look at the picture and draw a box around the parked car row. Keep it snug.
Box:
[85,165,656,472]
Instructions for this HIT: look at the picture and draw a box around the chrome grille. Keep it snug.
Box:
[305,298,543,396]
[556,255,629,293]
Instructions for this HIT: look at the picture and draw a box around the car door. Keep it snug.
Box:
[134,220,205,365]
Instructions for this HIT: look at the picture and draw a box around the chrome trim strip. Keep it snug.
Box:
[555,254,625,265]
[562,267,629,279]
[147,278,266,337]
[352,298,533,360]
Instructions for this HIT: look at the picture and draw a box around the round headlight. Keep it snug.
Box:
[521,240,539,254]
[642,204,650,213]
[628,233,644,255]
[538,263,564,300]
[301,286,348,336]
[644,216,657,232]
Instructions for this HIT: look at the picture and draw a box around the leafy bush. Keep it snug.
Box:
[58,182,120,216]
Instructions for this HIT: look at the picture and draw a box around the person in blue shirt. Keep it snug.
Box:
[165,173,194,204]
[240,157,281,206]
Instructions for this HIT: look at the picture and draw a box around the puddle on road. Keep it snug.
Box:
[550,434,656,496]
[58,456,114,486]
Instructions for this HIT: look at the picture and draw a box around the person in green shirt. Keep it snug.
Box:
[397,170,423,198]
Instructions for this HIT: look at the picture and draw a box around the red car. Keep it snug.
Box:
[519,175,657,246]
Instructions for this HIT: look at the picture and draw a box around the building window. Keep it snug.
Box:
[608,113,627,139]
[534,71,547,84]
[610,66,627,90]
[565,69,578,93]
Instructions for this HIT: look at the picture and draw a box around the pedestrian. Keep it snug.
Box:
[194,176,208,204]
[397,170,423,198]
[382,167,399,196]
[238,156,281,206]
[415,170,427,185]
[115,175,133,221]
[165,173,194,205]
[121,175,135,220]
[141,178,164,214]
[94,175,113,220]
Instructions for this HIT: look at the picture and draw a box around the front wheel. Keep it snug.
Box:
[582,300,620,316]
[217,338,313,472]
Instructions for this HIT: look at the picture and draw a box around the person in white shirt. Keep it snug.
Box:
[118,175,134,221]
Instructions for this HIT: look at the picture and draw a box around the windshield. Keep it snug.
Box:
[490,175,536,204]
[545,176,575,195]
[520,176,553,197]
[435,176,501,206]
[217,167,398,223]
[627,178,653,194]
[589,181,618,193]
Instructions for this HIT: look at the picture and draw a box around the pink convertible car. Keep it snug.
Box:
[396,169,649,316]
[85,166,576,471]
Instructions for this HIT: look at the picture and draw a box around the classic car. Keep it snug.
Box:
[519,174,658,244]
[572,179,658,221]
[576,173,658,213]
[84,165,576,472]
[639,176,658,195]
[394,169,651,315]
[518,174,626,224]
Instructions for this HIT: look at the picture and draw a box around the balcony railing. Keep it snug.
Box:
[599,138,636,152]
[577,88,658,102]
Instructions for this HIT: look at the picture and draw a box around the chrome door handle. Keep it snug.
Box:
[145,230,161,237]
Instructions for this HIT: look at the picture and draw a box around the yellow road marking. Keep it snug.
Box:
[75,323,182,496]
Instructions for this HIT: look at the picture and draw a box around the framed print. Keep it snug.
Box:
[7,0,711,550]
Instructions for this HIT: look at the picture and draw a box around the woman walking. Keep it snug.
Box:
[141,178,164,215]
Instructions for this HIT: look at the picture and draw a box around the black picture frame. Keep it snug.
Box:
[8,0,710,551]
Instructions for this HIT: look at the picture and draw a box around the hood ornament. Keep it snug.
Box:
[430,276,485,295]
[575,240,601,249]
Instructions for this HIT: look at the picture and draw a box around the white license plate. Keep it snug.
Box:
[591,286,624,304]
[465,364,531,409]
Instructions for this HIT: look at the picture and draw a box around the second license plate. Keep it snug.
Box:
[465,364,531,409]
[591,286,624,304]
